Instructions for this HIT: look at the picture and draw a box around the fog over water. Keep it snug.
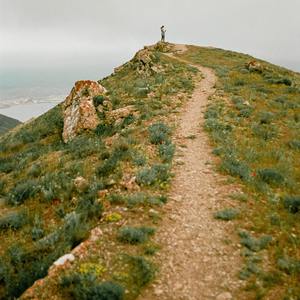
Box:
[1,0,299,121]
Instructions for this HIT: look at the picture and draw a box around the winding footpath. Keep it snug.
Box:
[139,45,243,300]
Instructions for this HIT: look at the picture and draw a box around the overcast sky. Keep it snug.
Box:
[1,0,300,77]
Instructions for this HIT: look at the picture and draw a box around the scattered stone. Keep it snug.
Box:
[216,292,232,300]
[53,253,75,267]
[154,287,164,296]
[90,227,103,242]
[73,176,89,192]
[62,80,106,142]
[120,175,139,191]
[98,189,108,198]
[106,105,138,125]
[245,60,264,73]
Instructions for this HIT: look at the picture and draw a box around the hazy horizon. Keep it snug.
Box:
[1,0,300,121]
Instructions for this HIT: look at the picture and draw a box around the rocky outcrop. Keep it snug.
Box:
[62,80,106,143]
[114,44,166,76]
[106,105,138,125]
[245,60,264,73]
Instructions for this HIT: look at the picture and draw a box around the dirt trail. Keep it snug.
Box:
[138,45,243,300]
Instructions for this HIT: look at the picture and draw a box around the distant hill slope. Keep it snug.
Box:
[0,113,21,134]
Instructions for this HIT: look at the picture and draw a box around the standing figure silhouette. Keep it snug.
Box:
[161,25,166,42]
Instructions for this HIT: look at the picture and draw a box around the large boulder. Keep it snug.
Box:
[62,80,106,143]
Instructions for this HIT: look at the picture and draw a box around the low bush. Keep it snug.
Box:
[239,231,272,252]
[136,164,170,186]
[28,163,42,177]
[0,210,28,230]
[258,111,275,124]
[0,157,15,174]
[214,208,240,221]
[118,226,155,244]
[66,136,105,159]
[158,143,175,162]
[95,123,116,137]
[252,124,278,140]
[8,179,38,205]
[132,152,147,166]
[268,77,292,86]
[60,272,124,300]
[39,171,73,203]
[148,123,171,144]
[277,257,300,275]
[97,143,131,177]
[283,195,300,214]
[93,95,105,107]
[220,156,250,180]
[257,168,285,186]
[0,180,5,194]
[288,140,300,150]
[108,193,166,208]
[126,255,155,287]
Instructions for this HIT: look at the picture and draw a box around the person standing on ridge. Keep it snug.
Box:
[161,25,166,42]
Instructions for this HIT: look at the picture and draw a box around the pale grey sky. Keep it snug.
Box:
[0,0,300,77]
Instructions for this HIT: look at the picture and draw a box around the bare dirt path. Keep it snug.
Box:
[138,45,243,300]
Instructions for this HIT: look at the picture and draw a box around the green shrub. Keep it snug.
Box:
[257,168,285,186]
[93,95,105,107]
[118,226,155,244]
[28,163,42,177]
[31,227,45,241]
[136,164,170,186]
[132,152,147,166]
[97,143,130,177]
[8,179,38,205]
[239,231,272,252]
[288,140,300,150]
[0,157,15,173]
[158,143,175,162]
[126,255,155,287]
[0,210,28,230]
[95,123,116,137]
[108,193,166,208]
[0,180,5,194]
[268,77,292,86]
[39,171,73,202]
[277,257,300,275]
[239,107,253,118]
[220,156,250,180]
[148,123,171,144]
[60,273,124,300]
[283,195,300,214]
[214,208,240,221]
[66,136,105,159]
[258,111,275,124]
[1,242,67,299]
[252,124,278,140]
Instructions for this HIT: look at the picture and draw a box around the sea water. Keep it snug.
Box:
[0,51,131,122]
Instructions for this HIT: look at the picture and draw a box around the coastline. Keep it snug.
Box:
[0,100,63,122]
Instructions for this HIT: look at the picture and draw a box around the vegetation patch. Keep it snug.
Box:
[214,208,240,221]
[117,226,155,244]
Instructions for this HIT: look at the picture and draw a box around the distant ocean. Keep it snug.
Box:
[0,67,107,122]
[0,50,134,122]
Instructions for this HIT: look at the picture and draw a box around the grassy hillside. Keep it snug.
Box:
[0,43,197,299]
[0,43,299,300]
[0,113,21,135]
[178,46,300,299]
